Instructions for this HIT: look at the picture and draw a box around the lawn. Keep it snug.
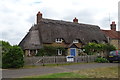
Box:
[27,72,87,78]
[24,66,118,78]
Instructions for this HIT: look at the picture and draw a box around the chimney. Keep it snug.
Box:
[73,17,78,23]
[36,11,42,24]
[110,21,116,31]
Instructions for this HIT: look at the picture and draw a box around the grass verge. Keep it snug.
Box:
[23,66,118,78]
[23,62,96,69]
[27,72,87,78]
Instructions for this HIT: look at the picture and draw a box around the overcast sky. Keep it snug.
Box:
[0,0,119,45]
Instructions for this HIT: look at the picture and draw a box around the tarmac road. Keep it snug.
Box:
[2,63,118,78]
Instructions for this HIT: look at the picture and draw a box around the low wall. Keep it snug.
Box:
[24,55,97,66]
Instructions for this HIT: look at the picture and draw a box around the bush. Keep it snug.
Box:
[95,57,109,63]
[2,45,24,68]
[36,46,67,56]
[0,40,11,56]
[105,43,116,51]
[83,43,116,55]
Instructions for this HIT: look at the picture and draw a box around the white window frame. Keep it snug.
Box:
[35,50,38,55]
[55,38,63,43]
[57,49,62,55]
[73,39,79,43]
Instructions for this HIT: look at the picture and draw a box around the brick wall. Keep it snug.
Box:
[110,39,119,49]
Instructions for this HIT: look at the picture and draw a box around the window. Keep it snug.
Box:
[73,39,79,43]
[55,38,63,43]
[57,49,62,55]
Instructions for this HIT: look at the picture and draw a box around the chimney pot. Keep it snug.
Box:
[36,11,42,24]
[37,11,42,16]
[112,21,115,24]
[73,17,78,23]
[110,21,116,31]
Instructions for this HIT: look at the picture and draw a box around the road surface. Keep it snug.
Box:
[2,63,118,78]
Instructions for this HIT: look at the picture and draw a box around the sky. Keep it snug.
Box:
[0,0,119,45]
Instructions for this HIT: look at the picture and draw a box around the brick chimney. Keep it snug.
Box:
[73,17,78,23]
[110,21,116,31]
[36,11,42,24]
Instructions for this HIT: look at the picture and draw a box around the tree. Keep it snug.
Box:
[0,40,11,56]
[0,40,12,68]
[84,43,116,55]
[84,43,97,55]
[2,45,24,68]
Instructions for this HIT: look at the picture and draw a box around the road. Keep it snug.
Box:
[2,63,118,78]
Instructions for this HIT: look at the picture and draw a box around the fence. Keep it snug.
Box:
[24,55,97,66]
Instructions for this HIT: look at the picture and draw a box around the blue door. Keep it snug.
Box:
[70,48,76,56]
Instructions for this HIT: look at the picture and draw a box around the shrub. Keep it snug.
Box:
[2,45,24,68]
[95,57,109,63]
[105,43,116,51]
[83,43,116,55]
[36,46,67,56]
[0,40,11,56]
[0,40,12,68]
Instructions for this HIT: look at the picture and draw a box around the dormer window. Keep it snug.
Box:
[55,38,63,43]
[73,39,79,43]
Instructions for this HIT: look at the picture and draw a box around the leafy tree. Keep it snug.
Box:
[0,40,11,68]
[2,45,24,68]
[84,43,97,55]
[84,43,116,55]
[0,40,11,56]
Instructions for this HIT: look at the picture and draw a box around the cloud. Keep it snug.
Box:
[0,0,119,45]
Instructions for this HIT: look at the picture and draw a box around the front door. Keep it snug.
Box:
[70,48,76,56]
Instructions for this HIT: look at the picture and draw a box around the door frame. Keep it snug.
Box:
[70,48,76,56]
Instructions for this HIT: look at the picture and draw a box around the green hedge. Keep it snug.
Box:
[95,57,109,63]
[36,46,67,56]
[2,45,24,68]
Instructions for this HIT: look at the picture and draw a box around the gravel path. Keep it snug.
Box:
[2,63,118,78]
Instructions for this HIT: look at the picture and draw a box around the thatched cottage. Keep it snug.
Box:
[19,11,108,56]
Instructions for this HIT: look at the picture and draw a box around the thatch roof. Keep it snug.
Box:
[19,18,107,50]
[19,28,42,50]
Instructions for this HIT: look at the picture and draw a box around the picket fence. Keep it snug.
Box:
[24,55,97,66]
